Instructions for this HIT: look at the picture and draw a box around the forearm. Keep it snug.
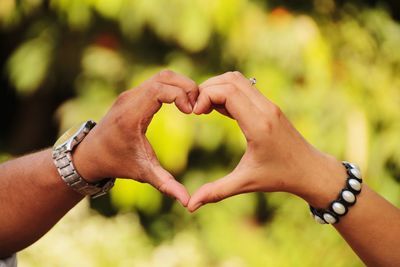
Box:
[334,185,400,266]
[0,149,83,257]
[299,157,400,267]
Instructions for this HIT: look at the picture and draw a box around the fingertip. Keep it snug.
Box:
[188,86,199,108]
[174,183,191,207]
[193,102,201,115]
[188,201,203,212]
[175,101,193,114]
[152,167,191,207]
[187,102,193,114]
[178,194,190,207]
[190,209,197,213]
[187,183,210,212]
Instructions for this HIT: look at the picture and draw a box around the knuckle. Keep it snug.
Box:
[158,182,168,194]
[270,104,283,120]
[226,71,238,81]
[233,71,244,79]
[258,104,282,134]
[157,179,176,197]
[226,71,243,81]
[187,79,196,88]
[153,170,175,193]
[201,87,213,99]
[225,84,237,95]
[115,90,131,105]
[158,69,175,80]
[148,82,163,96]
[207,182,224,203]
[188,81,198,93]
[177,87,186,96]
[211,192,224,203]
[259,116,274,134]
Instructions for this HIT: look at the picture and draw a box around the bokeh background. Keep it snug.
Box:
[1,0,400,266]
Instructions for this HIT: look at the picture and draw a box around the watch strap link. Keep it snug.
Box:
[52,121,115,198]
[53,148,115,198]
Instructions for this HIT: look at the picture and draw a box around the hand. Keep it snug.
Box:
[188,71,346,212]
[73,70,198,207]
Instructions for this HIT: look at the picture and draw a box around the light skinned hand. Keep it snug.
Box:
[73,70,198,207]
[188,71,346,212]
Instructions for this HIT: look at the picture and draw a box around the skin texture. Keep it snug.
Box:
[188,71,400,267]
[0,70,399,266]
[0,70,197,257]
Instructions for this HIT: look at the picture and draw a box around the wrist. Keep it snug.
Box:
[53,121,116,197]
[294,152,347,208]
[72,126,103,183]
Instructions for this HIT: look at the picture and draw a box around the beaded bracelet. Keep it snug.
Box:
[309,161,363,224]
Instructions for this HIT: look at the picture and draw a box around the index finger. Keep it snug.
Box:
[194,84,264,140]
[200,71,272,112]
[152,70,199,106]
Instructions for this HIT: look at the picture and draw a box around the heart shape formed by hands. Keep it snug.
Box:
[81,70,344,213]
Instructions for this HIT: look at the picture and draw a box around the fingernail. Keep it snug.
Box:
[191,202,203,212]
[180,199,188,208]
[193,102,198,113]
[175,195,188,207]
[188,102,193,113]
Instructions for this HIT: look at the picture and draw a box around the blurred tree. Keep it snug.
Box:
[0,1,399,266]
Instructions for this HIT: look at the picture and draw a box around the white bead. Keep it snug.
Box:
[350,168,361,179]
[332,202,346,215]
[342,190,356,203]
[323,213,337,224]
[349,179,362,191]
[314,215,326,224]
[349,163,360,171]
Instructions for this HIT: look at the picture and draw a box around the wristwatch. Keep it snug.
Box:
[52,120,115,198]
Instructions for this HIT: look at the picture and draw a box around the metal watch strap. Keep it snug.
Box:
[52,121,115,198]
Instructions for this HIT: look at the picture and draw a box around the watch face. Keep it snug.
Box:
[53,123,84,149]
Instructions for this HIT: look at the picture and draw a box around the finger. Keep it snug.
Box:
[200,71,272,112]
[193,84,263,138]
[147,82,193,114]
[193,102,231,117]
[199,73,230,88]
[149,166,190,207]
[187,169,254,212]
[153,70,199,107]
[224,71,272,111]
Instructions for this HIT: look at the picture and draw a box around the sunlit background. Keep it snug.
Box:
[1,0,400,266]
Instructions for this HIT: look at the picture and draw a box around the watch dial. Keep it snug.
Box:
[53,124,83,149]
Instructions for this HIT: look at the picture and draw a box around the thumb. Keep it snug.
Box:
[187,169,254,212]
[149,166,191,207]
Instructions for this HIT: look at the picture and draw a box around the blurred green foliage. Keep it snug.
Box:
[1,0,399,266]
